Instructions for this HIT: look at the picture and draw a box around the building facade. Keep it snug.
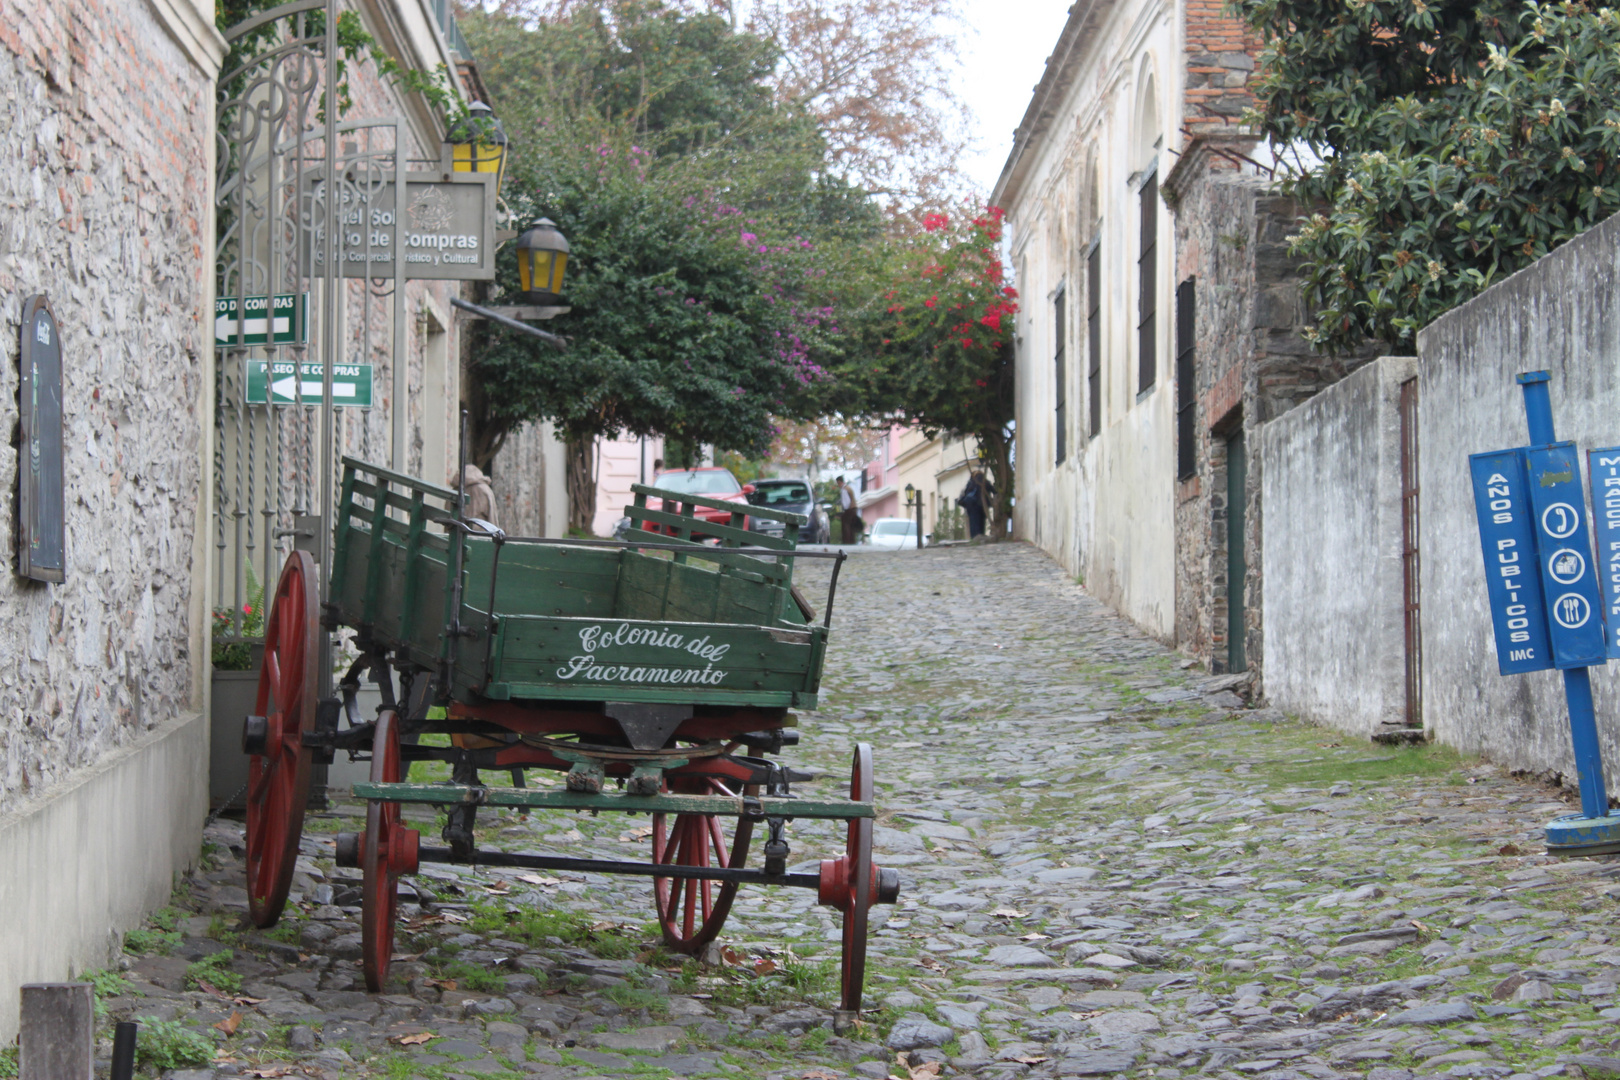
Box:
[0,0,532,1038]
[995,0,1351,679]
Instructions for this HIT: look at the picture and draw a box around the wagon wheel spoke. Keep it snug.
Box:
[243,551,316,929]
[651,776,752,953]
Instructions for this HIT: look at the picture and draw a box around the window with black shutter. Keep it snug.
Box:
[1054,286,1067,465]
[1087,240,1101,437]
[1137,171,1157,393]
[1175,278,1196,480]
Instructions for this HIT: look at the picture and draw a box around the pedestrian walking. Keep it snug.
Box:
[957,469,993,540]
[452,463,498,526]
[836,475,862,545]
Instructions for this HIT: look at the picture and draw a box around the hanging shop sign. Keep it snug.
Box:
[306,172,496,281]
[215,293,307,347]
[17,295,65,582]
[245,360,374,407]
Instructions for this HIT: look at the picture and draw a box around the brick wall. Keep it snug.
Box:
[1183,0,1261,138]
[0,0,213,810]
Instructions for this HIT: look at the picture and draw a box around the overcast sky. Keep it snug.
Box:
[954,0,1074,198]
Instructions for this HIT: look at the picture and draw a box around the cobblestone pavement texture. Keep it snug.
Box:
[101,543,1620,1080]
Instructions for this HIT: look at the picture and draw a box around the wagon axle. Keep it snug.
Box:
[332,836,902,899]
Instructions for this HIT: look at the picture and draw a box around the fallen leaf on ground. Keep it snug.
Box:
[1410,919,1431,933]
[1069,1010,1103,1021]
[754,957,778,975]
[428,978,458,991]
[991,908,1027,919]
[907,1062,942,1080]
[721,945,745,966]
[213,1011,242,1035]
[1013,1057,1048,1065]
[1498,843,1525,856]
[392,1031,435,1045]
[484,880,511,893]
[517,873,561,886]
[196,979,231,1000]
[440,910,469,923]
[803,1070,840,1080]
[916,956,945,971]
[1021,932,1050,942]
[233,996,266,1006]
[619,826,654,842]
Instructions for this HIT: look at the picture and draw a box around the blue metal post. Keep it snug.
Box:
[1518,371,1610,821]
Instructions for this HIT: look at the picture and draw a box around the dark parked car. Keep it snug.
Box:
[746,479,830,544]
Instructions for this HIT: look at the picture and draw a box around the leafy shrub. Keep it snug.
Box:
[135,1017,215,1069]
[185,950,243,995]
[124,928,182,956]
[1237,0,1620,351]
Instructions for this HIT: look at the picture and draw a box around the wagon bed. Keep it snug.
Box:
[239,457,892,1025]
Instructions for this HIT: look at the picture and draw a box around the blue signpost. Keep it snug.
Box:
[1470,372,1620,855]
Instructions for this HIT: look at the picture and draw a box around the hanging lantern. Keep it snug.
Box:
[515,218,570,305]
[445,101,508,192]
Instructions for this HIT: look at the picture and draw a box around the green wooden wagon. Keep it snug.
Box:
[240,457,897,1021]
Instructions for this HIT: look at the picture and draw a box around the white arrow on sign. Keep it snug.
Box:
[271,376,357,399]
[216,314,292,340]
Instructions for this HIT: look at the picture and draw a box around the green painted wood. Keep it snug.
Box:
[362,473,393,629]
[343,455,458,499]
[329,466,358,608]
[630,483,808,526]
[631,506,782,551]
[351,781,870,819]
[399,488,427,642]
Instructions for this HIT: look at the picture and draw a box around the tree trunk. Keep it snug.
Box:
[565,434,598,535]
[978,426,1015,540]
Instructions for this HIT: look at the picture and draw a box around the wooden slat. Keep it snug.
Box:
[630,483,808,525]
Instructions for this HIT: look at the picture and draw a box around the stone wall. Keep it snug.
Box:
[489,419,568,537]
[1164,141,1374,684]
[1416,208,1620,786]
[1261,356,1414,738]
[0,0,217,812]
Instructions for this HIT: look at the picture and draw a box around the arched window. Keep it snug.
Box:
[1134,72,1161,394]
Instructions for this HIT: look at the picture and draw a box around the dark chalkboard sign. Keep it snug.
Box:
[18,295,64,581]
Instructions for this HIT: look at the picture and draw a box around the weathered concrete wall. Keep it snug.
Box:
[1262,356,1414,737]
[1417,209,1620,784]
[0,711,207,1041]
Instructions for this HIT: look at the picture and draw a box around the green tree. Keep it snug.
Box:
[460,1,874,529]
[466,128,842,528]
[1237,0,1620,352]
[839,207,1018,537]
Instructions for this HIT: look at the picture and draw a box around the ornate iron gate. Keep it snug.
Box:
[214,0,415,674]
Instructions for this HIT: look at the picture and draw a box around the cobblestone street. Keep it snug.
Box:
[112,543,1620,1080]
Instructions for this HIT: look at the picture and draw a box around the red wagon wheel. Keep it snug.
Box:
[819,743,877,1016]
[362,709,419,991]
[245,551,319,928]
[652,777,756,952]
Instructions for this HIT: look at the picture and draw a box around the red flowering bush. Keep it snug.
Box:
[848,204,1018,535]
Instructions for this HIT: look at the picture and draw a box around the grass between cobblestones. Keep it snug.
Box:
[91,545,1620,1078]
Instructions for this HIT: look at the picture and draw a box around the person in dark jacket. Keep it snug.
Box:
[958,470,994,540]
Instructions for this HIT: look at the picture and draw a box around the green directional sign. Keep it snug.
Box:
[244,361,373,407]
[215,293,306,346]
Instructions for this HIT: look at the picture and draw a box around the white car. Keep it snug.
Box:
[865,517,919,550]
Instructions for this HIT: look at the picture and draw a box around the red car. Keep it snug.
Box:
[646,466,756,538]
